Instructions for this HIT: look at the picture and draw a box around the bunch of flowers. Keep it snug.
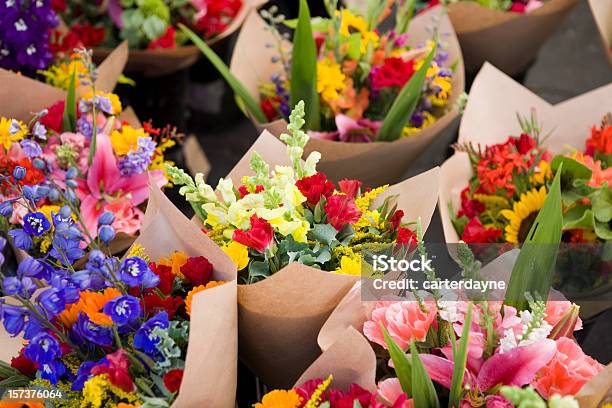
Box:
[424,0,547,13]
[0,161,225,406]
[0,51,177,252]
[0,0,59,74]
[450,112,611,246]
[167,101,418,283]
[52,0,243,51]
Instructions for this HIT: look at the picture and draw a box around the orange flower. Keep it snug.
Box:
[57,287,122,327]
[0,403,44,408]
[185,281,226,316]
[254,389,302,408]
[571,152,612,188]
[158,251,189,279]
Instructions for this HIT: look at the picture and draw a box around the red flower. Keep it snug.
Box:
[148,26,176,50]
[338,179,362,199]
[51,0,66,12]
[509,1,526,12]
[457,187,485,218]
[163,368,184,394]
[238,184,264,198]
[232,215,274,253]
[71,23,105,48]
[1,157,45,195]
[194,0,242,38]
[389,210,404,230]
[180,256,213,286]
[460,218,503,244]
[370,57,415,90]
[512,133,537,154]
[329,383,374,408]
[40,101,65,133]
[149,263,175,295]
[11,350,37,376]
[296,172,335,205]
[324,194,362,231]
[141,293,184,320]
[91,349,134,392]
[396,227,417,249]
[260,98,280,122]
[586,120,612,156]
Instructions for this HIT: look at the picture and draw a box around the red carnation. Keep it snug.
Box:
[11,350,37,376]
[148,26,177,50]
[91,349,134,392]
[238,184,264,198]
[370,57,415,90]
[232,215,274,253]
[163,368,184,394]
[40,101,65,133]
[338,179,362,199]
[149,263,175,295]
[396,227,417,249]
[324,194,361,231]
[180,256,213,286]
[141,293,184,320]
[460,218,503,244]
[457,187,485,219]
[296,172,335,205]
[389,210,404,231]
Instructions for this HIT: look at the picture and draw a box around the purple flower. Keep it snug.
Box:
[23,212,51,236]
[20,139,42,157]
[103,295,142,326]
[8,229,32,251]
[118,136,156,176]
[37,287,66,317]
[72,361,97,391]
[134,312,169,357]
[39,360,66,385]
[25,332,62,364]
[2,276,35,298]
[0,200,14,218]
[17,257,43,278]
[32,121,47,140]
[119,257,158,288]
[76,116,94,139]
[72,314,113,347]
[1,304,27,336]
[12,165,26,180]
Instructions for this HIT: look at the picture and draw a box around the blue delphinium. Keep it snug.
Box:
[103,295,142,326]
[134,312,169,357]
[119,257,159,288]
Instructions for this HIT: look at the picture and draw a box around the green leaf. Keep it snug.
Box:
[248,260,271,282]
[591,185,612,222]
[376,47,435,141]
[381,324,412,396]
[449,304,472,408]
[505,164,564,311]
[550,155,592,206]
[178,24,268,123]
[308,223,338,246]
[410,341,441,408]
[142,15,168,41]
[62,68,77,133]
[290,0,320,130]
[283,17,330,32]
[347,33,362,60]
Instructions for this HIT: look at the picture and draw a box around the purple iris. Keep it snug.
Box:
[103,295,142,326]
[134,311,169,357]
[23,212,51,236]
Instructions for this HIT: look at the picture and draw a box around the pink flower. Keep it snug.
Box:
[544,302,582,331]
[363,300,437,350]
[338,179,362,199]
[105,199,144,236]
[377,378,414,408]
[485,395,514,408]
[533,337,604,398]
[336,115,381,143]
[324,194,362,231]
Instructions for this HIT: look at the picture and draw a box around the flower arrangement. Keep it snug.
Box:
[0,50,177,253]
[185,0,457,144]
[450,112,611,246]
[166,101,419,283]
[52,0,243,51]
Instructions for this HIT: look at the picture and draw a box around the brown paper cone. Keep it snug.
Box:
[295,327,377,392]
[0,41,129,122]
[198,130,440,387]
[576,363,612,408]
[137,182,238,408]
[229,6,465,188]
[447,0,578,75]
[589,0,612,65]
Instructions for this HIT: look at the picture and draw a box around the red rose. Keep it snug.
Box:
[180,256,213,286]
[338,179,362,199]
[149,263,175,295]
[238,184,264,198]
[232,215,274,253]
[148,26,177,50]
[40,101,65,133]
[513,133,537,154]
[141,293,184,319]
[370,57,415,90]
[324,194,361,231]
[11,350,37,376]
[91,349,134,392]
[460,218,503,244]
[396,227,417,249]
[389,210,404,230]
[163,368,184,394]
[296,172,335,205]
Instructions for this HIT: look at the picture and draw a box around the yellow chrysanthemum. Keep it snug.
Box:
[58,287,122,328]
[500,186,548,245]
[254,389,302,408]
[334,255,362,276]
[110,125,149,156]
[531,160,552,185]
[158,251,189,279]
[222,241,249,271]
[338,9,379,53]
[0,117,27,150]
[317,58,346,105]
[185,281,226,316]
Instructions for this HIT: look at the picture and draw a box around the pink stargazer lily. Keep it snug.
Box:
[77,133,166,237]
[309,115,382,143]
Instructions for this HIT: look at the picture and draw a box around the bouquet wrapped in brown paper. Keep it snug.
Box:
[166,101,441,387]
[0,180,237,407]
[589,0,612,65]
[184,0,464,187]
[445,0,578,75]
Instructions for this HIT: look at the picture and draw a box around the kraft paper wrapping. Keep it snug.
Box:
[93,0,267,77]
[447,0,578,75]
[0,41,128,122]
[576,363,612,408]
[438,63,612,317]
[138,182,238,408]
[190,130,440,388]
[229,5,464,188]
[589,0,612,65]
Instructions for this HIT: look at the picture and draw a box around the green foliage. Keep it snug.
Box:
[410,341,441,408]
[381,325,412,395]
[62,68,77,133]
[449,304,473,408]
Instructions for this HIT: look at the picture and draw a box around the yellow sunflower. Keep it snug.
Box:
[500,186,548,245]
[338,9,379,53]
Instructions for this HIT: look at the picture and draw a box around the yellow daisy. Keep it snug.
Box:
[500,186,548,245]
[0,117,27,150]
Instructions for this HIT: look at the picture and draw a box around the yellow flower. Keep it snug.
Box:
[254,389,302,408]
[429,74,452,107]
[58,287,122,328]
[334,255,362,276]
[110,125,149,156]
[127,243,150,262]
[222,241,249,270]
[39,205,61,223]
[82,375,141,408]
[338,9,379,53]
[500,186,548,245]
[402,111,435,137]
[531,160,552,185]
[158,251,189,279]
[0,117,27,150]
[185,281,226,316]
[354,185,388,214]
[317,58,346,105]
[354,209,381,230]
[304,375,333,408]
[82,91,122,115]
[40,58,89,89]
